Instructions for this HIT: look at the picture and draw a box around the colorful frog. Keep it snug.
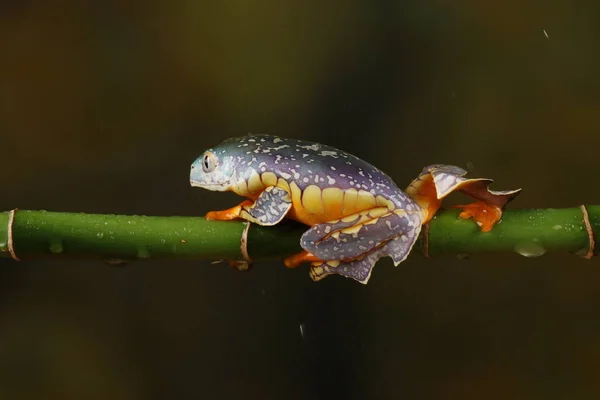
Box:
[190,135,520,284]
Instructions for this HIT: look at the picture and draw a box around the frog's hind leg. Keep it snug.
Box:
[308,225,420,284]
[300,207,422,262]
[405,164,521,231]
[206,186,292,226]
[283,207,387,268]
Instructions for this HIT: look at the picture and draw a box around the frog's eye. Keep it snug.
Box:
[202,152,217,173]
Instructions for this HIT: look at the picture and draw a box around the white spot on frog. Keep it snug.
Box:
[319,150,338,158]
[327,175,336,184]
[273,137,283,143]
[280,172,292,180]
[298,144,320,151]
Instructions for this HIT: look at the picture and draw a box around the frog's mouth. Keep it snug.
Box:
[189,179,231,192]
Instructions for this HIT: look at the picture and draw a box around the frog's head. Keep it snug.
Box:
[190,148,236,192]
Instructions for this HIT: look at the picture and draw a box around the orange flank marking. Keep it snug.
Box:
[205,200,254,221]
[356,190,377,210]
[302,185,325,216]
[284,251,322,268]
[452,201,502,232]
[322,187,345,220]
[342,188,359,215]
[286,181,322,226]
[405,175,442,223]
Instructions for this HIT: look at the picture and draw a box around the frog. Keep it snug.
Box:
[190,134,521,284]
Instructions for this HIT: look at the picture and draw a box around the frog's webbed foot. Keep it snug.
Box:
[452,201,501,232]
[300,207,422,262]
[205,186,292,226]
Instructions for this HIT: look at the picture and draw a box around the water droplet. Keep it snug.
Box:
[552,225,563,230]
[299,323,306,340]
[137,247,151,259]
[514,242,546,258]
[96,232,104,239]
[456,253,470,260]
[49,239,64,254]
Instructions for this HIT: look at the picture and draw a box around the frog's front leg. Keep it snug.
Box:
[206,186,292,226]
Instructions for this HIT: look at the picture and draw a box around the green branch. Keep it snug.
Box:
[0,208,597,263]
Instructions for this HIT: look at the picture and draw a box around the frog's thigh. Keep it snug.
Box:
[239,186,292,226]
[301,208,419,261]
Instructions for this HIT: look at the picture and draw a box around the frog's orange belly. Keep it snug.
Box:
[284,182,389,226]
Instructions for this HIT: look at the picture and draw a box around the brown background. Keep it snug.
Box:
[1,1,600,399]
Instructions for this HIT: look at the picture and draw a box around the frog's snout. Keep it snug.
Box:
[189,155,234,192]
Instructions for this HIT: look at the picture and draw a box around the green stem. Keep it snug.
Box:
[0,207,597,262]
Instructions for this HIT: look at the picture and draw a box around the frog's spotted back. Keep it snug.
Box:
[192,134,521,284]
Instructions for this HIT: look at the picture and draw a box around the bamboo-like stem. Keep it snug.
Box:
[0,207,597,263]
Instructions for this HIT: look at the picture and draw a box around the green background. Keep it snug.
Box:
[1,1,600,398]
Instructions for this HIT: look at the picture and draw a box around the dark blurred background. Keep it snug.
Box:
[1,1,600,399]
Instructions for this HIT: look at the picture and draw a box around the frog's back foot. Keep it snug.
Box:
[301,208,422,262]
[308,226,421,284]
